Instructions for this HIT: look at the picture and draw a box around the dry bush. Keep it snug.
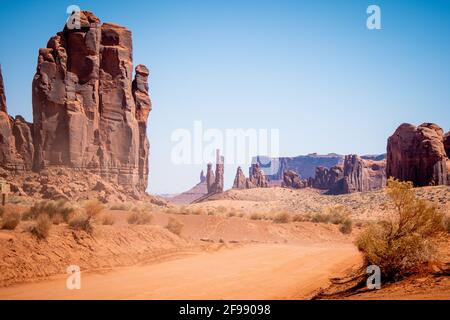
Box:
[109,203,130,211]
[1,209,21,230]
[99,213,116,225]
[29,214,52,239]
[191,208,204,215]
[68,211,92,233]
[310,212,330,223]
[249,212,263,220]
[23,200,74,222]
[326,205,350,225]
[339,218,353,234]
[273,212,291,223]
[216,205,227,214]
[84,200,105,219]
[166,217,184,235]
[292,214,306,222]
[356,178,444,281]
[127,210,153,225]
[227,211,236,217]
[51,213,64,225]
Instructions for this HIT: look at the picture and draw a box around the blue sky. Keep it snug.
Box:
[0,0,449,194]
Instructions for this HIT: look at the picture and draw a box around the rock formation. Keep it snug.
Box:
[445,132,450,158]
[386,123,450,186]
[0,11,153,201]
[308,155,386,194]
[232,166,247,189]
[282,170,308,189]
[199,170,206,183]
[207,150,224,194]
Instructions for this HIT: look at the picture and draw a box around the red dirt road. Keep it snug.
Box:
[0,243,360,300]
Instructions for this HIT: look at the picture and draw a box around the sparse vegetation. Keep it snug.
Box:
[84,200,105,219]
[127,209,152,225]
[443,216,450,234]
[273,212,291,223]
[1,209,21,230]
[338,218,353,234]
[109,203,130,211]
[23,200,74,222]
[99,213,116,225]
[68,211,92,233]
[29,214,52,239]
[166,217,184,236]
[249,213,263,220]
[356,178,444,281]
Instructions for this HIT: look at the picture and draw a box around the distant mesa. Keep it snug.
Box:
[387,123,450,186]
[0,11,152,202]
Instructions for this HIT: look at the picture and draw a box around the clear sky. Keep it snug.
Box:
[0,0,449,194]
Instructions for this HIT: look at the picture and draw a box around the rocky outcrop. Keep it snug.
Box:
[31,11,151,194]
[248,163,268,188]
[232,166,247,189]
[200,170,206,183]
[443,131,450,159]
[337,155,386,194]
[308,155,386,194]
[282,170,308,189]
[311,166,344,190]
[0,67,34,171]
[0,11,153,200]
[207,150,224,194]
[386,123,449,186]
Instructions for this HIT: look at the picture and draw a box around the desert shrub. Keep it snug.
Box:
[99,213,116,225]
[84,200,105,219]
[109,203,130,211]
[227,211,236,217]
[51,213,64,225]
[292,214,305,222]
[166,217,184,236]
[29,214,52,239]
[356,178,444,281]
[311,212,330,223]
[23,200,74,222]
[273,212,291,223]
[339,218,353,234]
[216,205,227,214]
[326,205,350,225]
[191,208,204,215]
[249,213,263,220]
[1,209,21,230]
[127,210,152,225]
[68,211,92,233]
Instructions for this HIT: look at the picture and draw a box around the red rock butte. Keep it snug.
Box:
[0,11,152,198]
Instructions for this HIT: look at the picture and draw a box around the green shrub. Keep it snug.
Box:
[356,178,444,281]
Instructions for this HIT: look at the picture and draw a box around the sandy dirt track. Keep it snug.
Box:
[0,243,360,300]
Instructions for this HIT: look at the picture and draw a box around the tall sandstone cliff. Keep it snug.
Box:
[387,123,450,186]
[0,11,152,199]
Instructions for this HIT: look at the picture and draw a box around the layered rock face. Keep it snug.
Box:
[232,163,269,189]
[308,155,386,194]
[0,12,153,201]
[31,11,151,193]
[311,166,343,190]
[386,123,450,186]
[0,66,34,171]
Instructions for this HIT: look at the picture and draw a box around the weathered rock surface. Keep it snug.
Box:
[282,170,308,189]
[387,123,450,186]
[0,11,152,201]
[207,150,224,194]
[232,166,247,189]
[308,155,386,194]
[248,163,268,188]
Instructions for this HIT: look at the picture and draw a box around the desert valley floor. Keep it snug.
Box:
[0,186,449,300]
